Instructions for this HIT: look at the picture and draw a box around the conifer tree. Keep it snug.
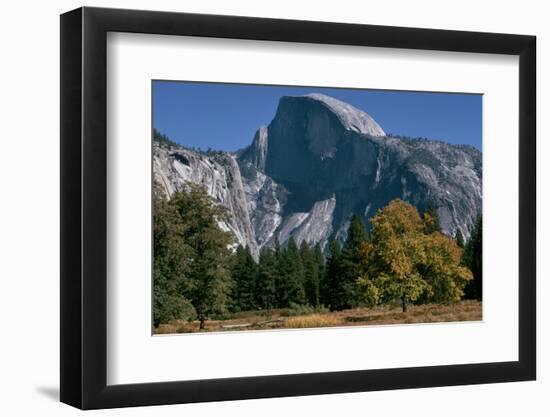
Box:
[230,245,258,312]
[256,247,277,310]
[313,243,326,303]
[273,239,288,308]
[153,128,178,148]
[324,238,343,310]
[300,241,320,306]
[280,238,306,306]
[345,213,368,249]
[463,216,482,300]
[333,214,368,310]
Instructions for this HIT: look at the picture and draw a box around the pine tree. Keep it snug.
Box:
[345,213,368,249]
[313,243,326,304]
[332,214,368,310]
[256,247,277,310]
[324,238,343,310]
[300,241,320,306]
[463,216,482,300]
[273,239,287,308]
[230,246,258,312]
[279,238,306,306]
[153,128,178,148]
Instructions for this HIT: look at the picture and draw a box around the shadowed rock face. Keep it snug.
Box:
[154,93,482,257]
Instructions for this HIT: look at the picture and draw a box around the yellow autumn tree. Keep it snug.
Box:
[418,232,473,303]
[357,199,472,312]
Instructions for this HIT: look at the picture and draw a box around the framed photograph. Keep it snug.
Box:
[60,6,536,409]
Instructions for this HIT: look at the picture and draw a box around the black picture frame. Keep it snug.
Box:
[60,6,536,410]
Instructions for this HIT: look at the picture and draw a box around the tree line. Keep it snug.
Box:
[153,182,482,329]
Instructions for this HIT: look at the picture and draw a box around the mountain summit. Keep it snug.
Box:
[154,94,482,258]
[303,93,386,136]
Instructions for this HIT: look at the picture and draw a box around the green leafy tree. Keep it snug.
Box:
[169,183,233,330]
[463,216,482,300]
[256,247,277,310]
[153,193,194,327]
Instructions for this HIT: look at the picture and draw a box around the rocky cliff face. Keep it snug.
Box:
[153,145,259,257]
[154,93,482,256]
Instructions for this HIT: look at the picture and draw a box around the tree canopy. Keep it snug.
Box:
[153,182,233,329]
[154,189,480,329]
[153,194,194,327]
[230,245,258,312]
[357,199,472,312]
[327,214,368,310]
[423,202,442,234]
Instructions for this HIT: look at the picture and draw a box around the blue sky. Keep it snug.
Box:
[153,81,482,151]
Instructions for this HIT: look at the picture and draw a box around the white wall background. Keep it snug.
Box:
[0,0,546,415]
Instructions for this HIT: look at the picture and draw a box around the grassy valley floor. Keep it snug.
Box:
[154,300,482,334]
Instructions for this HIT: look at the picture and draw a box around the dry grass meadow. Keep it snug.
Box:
[154,300,482,334]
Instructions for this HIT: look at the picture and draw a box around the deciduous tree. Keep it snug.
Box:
[152,193,194,327]
[419,232,472,303]
[423,202,442,234]
[170,183,233,330]
[357,199,471,312]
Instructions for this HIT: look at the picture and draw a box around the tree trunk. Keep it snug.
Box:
[199,317,206,330]
[401,297,408,313]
